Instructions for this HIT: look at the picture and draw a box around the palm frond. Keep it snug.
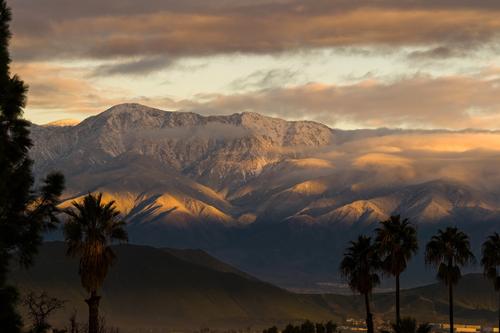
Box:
[63,192,128,293]
[425,227,474,286]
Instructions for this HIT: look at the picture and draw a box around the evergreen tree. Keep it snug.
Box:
[0,1,65,331]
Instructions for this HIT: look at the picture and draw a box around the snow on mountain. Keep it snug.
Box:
[30,103,500,229]
[31,103,500,289]
[30,103,337,225]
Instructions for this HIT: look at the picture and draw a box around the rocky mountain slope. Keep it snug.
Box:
[31,103,500,289]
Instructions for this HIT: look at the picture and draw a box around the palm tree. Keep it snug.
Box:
[63,193,128,333]
[375,215,418,330]
[340,235,380,333]
[425,227,474,333]
[481,232,500,332]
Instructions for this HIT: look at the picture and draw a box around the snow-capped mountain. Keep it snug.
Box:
[31,103,500,289]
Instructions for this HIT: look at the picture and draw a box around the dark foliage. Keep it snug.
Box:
[381,317,431,333]
[264,320,338,333]
[0,0,65,331]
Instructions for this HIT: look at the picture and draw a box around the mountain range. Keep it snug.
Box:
[10,243,500,332]
[30,103,500,289]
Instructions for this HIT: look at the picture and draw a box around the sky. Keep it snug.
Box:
[8,0,500,129]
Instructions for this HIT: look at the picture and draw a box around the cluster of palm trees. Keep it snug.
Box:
[63,193,128,333]
[340,216,500,333]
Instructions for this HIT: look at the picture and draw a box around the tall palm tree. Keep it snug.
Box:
[375,215,418,330]
[63,193,128,333]
[481,232,500,332]
[425,227,474,333]
[340,235,381,333]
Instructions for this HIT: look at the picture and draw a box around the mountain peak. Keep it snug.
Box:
[100,103,173,117]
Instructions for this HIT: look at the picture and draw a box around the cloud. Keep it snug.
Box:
[18,60,500,130]
[331,132,500,191]
[229,68,302,90]
[407,46,468,61]
[271,131,500,192]
[130,123,252,142]
[9,1,500,62]
[180,73,500,129]
[339,133,500,154]
[91,56,174,77]
[12,63,133,122]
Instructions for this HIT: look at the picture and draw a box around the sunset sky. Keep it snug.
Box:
[9,0,500,129]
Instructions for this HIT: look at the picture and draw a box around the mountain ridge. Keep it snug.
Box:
[11,242,339,330]
[31,103,500,289]
[11,243,500,331]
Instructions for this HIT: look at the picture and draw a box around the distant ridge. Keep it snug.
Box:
[10,243,499,329]
[11,242,338,330]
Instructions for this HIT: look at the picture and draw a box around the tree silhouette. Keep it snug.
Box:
[23,291,65,333]
[283,324,300,333]
[375,215,418,331]
[0,1,64,331]
[396,317,416,333]
[263,326,278,333]
[266,321,337,333]
[325,321,337,333]
[416,323,432,333]
[481,232,500,332]
[382,318,431,333]
[425,227,474,333]
[300,320,316,333]
[316,322,326,333]
[64,193,128,333]
[340,235,380,333]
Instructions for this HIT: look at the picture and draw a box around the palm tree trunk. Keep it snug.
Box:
[396,273,401,332]
[364,292,374,333]
[86,290,101,333]
[449,283,454,333]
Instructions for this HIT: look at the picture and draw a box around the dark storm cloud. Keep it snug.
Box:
[8,0,500,65]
